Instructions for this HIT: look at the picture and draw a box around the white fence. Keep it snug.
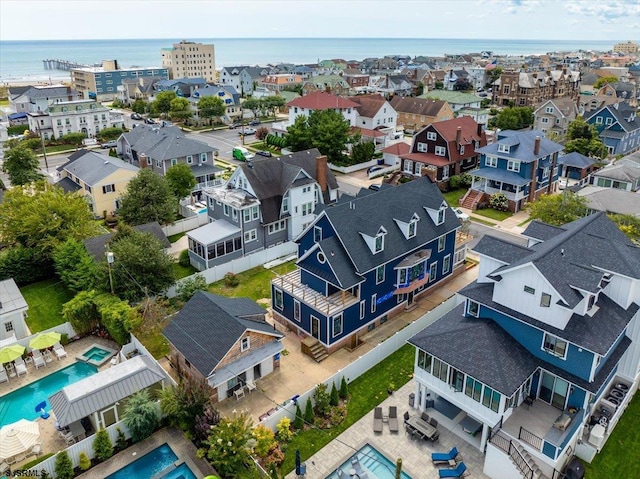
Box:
[8,322,77,350]
[260,295,461,431]
[162,214,209,237]
[328,159,378,174]
[30,421,132,478]
[166,242,297,298]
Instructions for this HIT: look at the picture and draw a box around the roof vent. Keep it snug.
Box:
[104,161,109,165]
[560,248,565,257]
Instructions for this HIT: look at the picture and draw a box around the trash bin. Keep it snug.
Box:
[409,393,415,406]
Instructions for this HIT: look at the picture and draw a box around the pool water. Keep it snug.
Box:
[105,443,193,479]
[82,346,110,362]
[325,443,412,479]
[159,463,198,479]
[0,362,98,427]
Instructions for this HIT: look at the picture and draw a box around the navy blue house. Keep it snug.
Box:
[584,102,640,157]
[271,177,467,358]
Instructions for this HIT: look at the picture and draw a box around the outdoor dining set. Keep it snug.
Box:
[0,332,68,384]
[403,410,440,442]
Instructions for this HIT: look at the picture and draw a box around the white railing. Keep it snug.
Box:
[166,242,297,298]
[194,179,223,191]
[29,421,132,478]
[259,295,461,431]
[470,183,526,201]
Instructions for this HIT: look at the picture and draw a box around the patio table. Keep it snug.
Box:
[406,415,437,439]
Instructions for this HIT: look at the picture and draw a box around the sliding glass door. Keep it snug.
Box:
[539,371,569,410]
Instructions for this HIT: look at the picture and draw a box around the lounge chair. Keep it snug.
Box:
[53,343,67,360]
[0,368,8,384]
[32,350,46,369]
[432,447,460,465]
[438,462,467,478]
[15,358,28,377]
[373,407,383,433]
[388,406,399,433]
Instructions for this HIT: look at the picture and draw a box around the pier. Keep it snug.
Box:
[42,59,101,71]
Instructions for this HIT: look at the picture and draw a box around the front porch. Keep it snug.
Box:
[273,269,359,316]
[470,179,528,203]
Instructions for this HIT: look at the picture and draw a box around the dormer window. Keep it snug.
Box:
[374,234,384,253]
[408,220,417,238]
[436,208,445,225]
[497,143,510,153]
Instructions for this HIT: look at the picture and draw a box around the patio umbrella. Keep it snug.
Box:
[0,419,41,460]
[29,332,61,350]
[0,344,25,364]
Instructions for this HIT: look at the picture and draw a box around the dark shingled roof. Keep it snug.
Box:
[55,177,82,193]
[522,220,567,242]
[408,304,631,395]
[459,281,638,356]
[163,291,280,378]
[558,152,596,169]
[82,222,170,261]
[472,235,533,264]
[318,176,459,274]
[298,236,364,289]
[476,130,563,163]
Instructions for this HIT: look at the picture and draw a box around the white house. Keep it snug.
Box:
[0,279,29,341]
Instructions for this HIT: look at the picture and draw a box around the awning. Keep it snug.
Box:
[8,112,27,120]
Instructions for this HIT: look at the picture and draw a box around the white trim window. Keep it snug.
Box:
[540,292,552,307]
[243,229,257,242]
[417,142,428,152]
[415,163,422,176]
[374,234,384,253]
[241,336,250,352]
[507,160,520,172]
[404,160,413,174]
[371,294,377,313]
[186,155,193,164]
[294,300,301,322]
[376,265,385,284]
[268,220,286,234]
[442,254,451,274]
[408,220,417,238]
[497,144,510,153]
[360,300,366,320]
[200,153,207,163]
[543,333,567,358]
[435,146,446,156]
[314,226,322,243]
[274,288,284,309]
[438,235,446,252]
[427,131,437,141]
[332,313,343,337]
[485,156,497,167]
[467,300,479,317]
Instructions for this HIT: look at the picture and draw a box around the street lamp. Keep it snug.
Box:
[106,251,115,295]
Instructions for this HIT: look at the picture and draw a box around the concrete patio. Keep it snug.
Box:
[285,381,491,479]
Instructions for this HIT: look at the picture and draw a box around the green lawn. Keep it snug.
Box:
[168,232,186,243]
[172,261,198,280]
[280,344,415,474]
[208,261,297,301]
[585,392,640,478]
[20,279,74,332]
[474,208,513,222]
[443,188,467,207]
[472,217,498,227]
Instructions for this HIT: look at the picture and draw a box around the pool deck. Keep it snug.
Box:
[76,427,218,479]
[285,381,492,479]
[0,336,120,467]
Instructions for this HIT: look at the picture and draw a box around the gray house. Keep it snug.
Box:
[0,279,29,341]
[118,124,222,199]
[187,149,338,270]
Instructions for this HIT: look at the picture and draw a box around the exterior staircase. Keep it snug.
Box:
[301,337,328,362]
[512,442,546,479]
[460,189,483,210]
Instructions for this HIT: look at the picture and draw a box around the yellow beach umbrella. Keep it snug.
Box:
[0,344,25,364]
[29,332,61,350]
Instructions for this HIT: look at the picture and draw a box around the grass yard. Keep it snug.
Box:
[443,188,467,207]
[280,344,415,474]
[168,232,186,243]
[474,208,513,222]
[208,260,297,302]
[471,217,498,227]
[584,392,640,478]
[172,261,198,280]
[20,279,74,332]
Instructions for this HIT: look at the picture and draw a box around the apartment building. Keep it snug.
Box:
[161,41,216,83]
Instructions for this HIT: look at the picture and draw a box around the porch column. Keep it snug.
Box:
[480,423,490,451]
[420,385,428,411]
[414,382,421,409]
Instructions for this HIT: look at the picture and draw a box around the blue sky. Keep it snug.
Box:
[1,0,639,41]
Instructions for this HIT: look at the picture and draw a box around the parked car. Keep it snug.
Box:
[101,140,117,149]
[239,127,256,135]
[452,207,470,222]
[367,166,383,174]
[368,184,381,191]
[228,122,241,129]
[144,118,156,124]
[249,120,261,126]
[131,113,142,120]
[255,150,272,157]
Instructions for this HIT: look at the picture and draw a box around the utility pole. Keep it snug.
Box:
[36,124,50,173]
[106,251,115,295]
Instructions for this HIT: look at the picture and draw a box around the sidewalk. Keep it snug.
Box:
[458,206,530,235]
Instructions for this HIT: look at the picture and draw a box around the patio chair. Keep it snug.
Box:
[15,358,28,377]
[0,460,9,475]
[403,411,410,424]
[431,447,461,465]
[429,417,439,428]
[421,412,430,423]
[53,343,67,360]
[0,368,8,384]
[388,406,399,433]
[373,407,383,433]
[246,380,257,392]
[32,350,46,369]
[438,462,467,478]
[28,442,43,458]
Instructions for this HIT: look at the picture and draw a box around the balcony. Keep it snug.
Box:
[273,269,359,316]
[500,399,583,461]
[194,178,223,191]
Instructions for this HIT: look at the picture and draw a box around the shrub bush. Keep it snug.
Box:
[176,273,207,302]
[275,417,293,443]
[448,175,461,189]
[459,172,472,188]
[292,403,304,430]
[78,451,91,471]
[178,248,190,267]
[339,376,349,400]
[7,124,29,136]
[54,451,74,479]
[303,397,314,425]
[253,424,276,457]
[314,383,331,417]
[330,382,339,407]
[0,245,54,285]
[115,427,127,451]
[223,272,239,287]
[93,428,114,462]
[489,193,509,211]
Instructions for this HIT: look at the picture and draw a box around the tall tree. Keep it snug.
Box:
[0,181,100,258]
[2,145,42,185]
[285,115,313,151]
[527,192,588,226]
[242,97,262,120]
[169,97,192,121]
[118,169,177,225]
[97,231,176,301]
[564,117,607,158]
[153,91,177,116]
[307,108,354,164]
[202,413,254,477]
[53,239,97,293]
[122,390,160,443]
[494,106,534,130]
[198,96,225,124]
[131,98,149,114]
[593,76,618,89]
[263,95,286,119]
[166,163,196,212]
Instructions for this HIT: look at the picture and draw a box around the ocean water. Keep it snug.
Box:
[0,37,619,83]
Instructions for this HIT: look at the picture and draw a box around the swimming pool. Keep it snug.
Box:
[78,343,117,366]
[0,361,98,427]
[325,443,412,479]
[105,443,197,479]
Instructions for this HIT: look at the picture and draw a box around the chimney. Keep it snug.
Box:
[139,153,147,168]
[534,136,541,156]
[456,126,462,146]
[477,122,483,137]
[316,155,328,192]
